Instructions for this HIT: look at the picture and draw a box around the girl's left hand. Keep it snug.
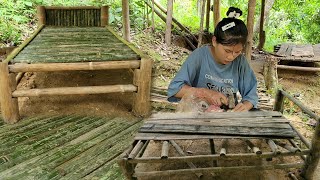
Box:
[232,101,253,112]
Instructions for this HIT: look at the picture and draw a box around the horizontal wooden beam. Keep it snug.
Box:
[44,6,101,10]
[133,163,304,177]
[12,85,137,97]
[277,65,320,72]
[9,61,140,72]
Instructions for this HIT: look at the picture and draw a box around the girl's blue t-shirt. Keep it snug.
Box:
[167,45,258,108]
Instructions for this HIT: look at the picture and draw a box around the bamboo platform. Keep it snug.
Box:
[0,114,143,179]
[0,6,153,124]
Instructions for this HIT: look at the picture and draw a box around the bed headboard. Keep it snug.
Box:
[37,6,109,27]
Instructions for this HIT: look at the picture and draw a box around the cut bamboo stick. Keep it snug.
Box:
[12,85,137,97]
[9,61,140,72]
[266,139,281,155]
[161,141,169,159]
[220,139,228,156]
[274,141,301,153]
[277,65,320,72]
[245,140,262,154]
[128,140,145,159]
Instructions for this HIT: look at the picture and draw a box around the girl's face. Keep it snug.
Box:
[211,36,243,65]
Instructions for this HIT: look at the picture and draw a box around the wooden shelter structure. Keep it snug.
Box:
[0,6,153,124]
[119,89,320,179]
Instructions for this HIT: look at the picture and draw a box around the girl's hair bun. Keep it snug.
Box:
[226,7,242,19]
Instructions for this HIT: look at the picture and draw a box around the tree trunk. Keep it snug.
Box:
[245,0,256,61]
[263,57,278,92]
[198,0,206,48]
[122,0,130,42]
[165,0,173,46]
[254,0,275,34]
[213,0,220,27]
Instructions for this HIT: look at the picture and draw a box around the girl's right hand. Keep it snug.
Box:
[194,88,228,106]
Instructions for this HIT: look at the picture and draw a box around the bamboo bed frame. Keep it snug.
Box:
[0,6,153,124]
[119,89,320,179]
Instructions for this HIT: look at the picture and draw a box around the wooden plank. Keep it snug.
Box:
[276,43,290,56]
[313,44,320,57]
[139,124,296,138]
[291,44,314,57]
[150,111,283,120]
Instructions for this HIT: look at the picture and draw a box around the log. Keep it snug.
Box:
[266,139,281,155]
[0,63,20,124]
[122,0,131,42]
[220,139,228,156]
[128,140,145,159]
[245,0,256,61]
[263,56,278,92]
[37,6,46,26]
[133,58,153,117]
[9,61,140,72]
[245,139,262,154]
[274,89,284,113]
[12,85,137,97]
[101,6,109,26]
[45,6,100,10]
[277,65,320,72]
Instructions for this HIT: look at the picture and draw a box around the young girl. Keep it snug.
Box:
[167,7,258,112]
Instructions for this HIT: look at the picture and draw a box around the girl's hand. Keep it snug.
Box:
[232,101,253,112]
[194,88,228,106]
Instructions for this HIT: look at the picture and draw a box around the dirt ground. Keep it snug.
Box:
[1,30,319,179]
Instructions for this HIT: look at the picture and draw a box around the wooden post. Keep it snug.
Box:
[198,0,206,48]
[245,0,256,61]
[257,0,266,50]
[151,0,155,31]
[205,0,211,31]
[263,56,278,93]
[101,6,109,26]
[133,58,153,117]
[37,6,46,26]
[302,116,320,179]
[213,0,220,27]
[0,63,20,124]
[273,89,284,113]
[165,0,173,46]
[122,0,131,42]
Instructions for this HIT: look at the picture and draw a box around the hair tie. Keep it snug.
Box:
[222,22,235,31]
[228,11,241,18]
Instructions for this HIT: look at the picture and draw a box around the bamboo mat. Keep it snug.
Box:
[12,27,140,63]
[0,115,142,179]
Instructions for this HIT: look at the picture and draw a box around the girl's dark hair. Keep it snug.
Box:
[213,7,248,46]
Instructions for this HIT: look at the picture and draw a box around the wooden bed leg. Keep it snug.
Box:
[301,119,320,179]
[37,6,46,26]
[133,58,153,117]
[274,89,284,113]
[101,6,109,26]
[0,63,20,123]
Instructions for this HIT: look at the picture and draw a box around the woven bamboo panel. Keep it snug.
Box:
[12,27,141,63]
[46,9,101,26]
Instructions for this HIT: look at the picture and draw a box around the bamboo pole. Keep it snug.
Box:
[245,139,262,154]
[0,63,20,124]
[128,140,145,159]
[37,6,46,26]
[4,25,44,64]
[165,0,173,46]
[266,139,281,155]
[151,0,155,31]
[45,6,100,10]
[9,61,140,72]
[12,85,137,97]
[257,0,266,50]
[132,58,153,117]
[150,0,198,43]
[213,0,220,27]
[273,89,284,113]
[245,0,256,61]
[122,0,131,42]
[198,0,206,48]
[101,6,109,26]
[277,65,320,72]
[161,141,169,159]
[220,139,228,156]
[133,163,304,178]
[205,0,211,31]
[289,139,306,161]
